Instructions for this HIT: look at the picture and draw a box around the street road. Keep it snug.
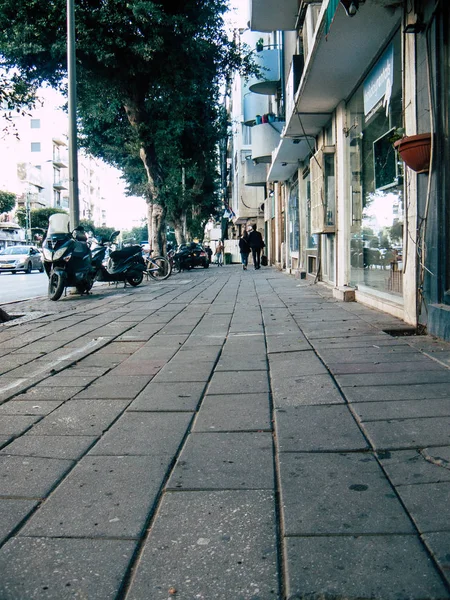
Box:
[0,272,48,304]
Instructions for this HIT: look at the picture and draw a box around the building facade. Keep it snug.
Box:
[227,0,449,341]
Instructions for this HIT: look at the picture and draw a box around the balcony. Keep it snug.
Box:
[247,47,281,95]
[244,159,268,186]
[268,136,315,182]
[251,121,285,164]
[243,93,269,126]
[249,0,299,32]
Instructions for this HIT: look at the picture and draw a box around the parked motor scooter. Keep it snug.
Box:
[90,231,146,286]
[42,214,94,301]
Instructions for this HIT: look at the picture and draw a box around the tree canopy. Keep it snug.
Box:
[0,0,253,251]
[0,190,16,214]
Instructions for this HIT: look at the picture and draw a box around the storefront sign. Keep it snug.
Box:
[363,44,394,118]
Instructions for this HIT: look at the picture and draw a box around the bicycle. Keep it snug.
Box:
[143,250,172,280]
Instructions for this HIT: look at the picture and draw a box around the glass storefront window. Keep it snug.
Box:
[348,32,404,298]
[288,182,299,253]
[305,174,318,249]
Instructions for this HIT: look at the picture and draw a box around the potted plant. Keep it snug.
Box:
[393,132,432,173]
[256,38,264,52]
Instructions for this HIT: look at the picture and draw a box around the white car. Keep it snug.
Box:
[0,245,44,274]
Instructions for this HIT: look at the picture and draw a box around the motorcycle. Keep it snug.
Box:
[42,214,94,301]
[90,231,146,287]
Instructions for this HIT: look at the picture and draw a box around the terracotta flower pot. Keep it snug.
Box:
[394,133,432,173]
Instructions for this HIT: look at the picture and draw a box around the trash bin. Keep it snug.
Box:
[224,253,232,265]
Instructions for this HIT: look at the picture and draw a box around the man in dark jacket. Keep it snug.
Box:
[247,224,265,270]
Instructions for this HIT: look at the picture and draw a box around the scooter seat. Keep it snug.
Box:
[110,246,141,260]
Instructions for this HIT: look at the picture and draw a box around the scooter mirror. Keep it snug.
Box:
[110,231,120,242]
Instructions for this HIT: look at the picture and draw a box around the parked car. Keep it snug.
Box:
[0,245,44,274]
[173,243,210,271]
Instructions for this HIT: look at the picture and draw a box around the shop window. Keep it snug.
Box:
[310,147,335,233]
[348,32,404,299]
[31,142,41,152]
[288,182,299,253]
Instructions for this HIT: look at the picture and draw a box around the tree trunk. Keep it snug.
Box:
[173,214,187,246]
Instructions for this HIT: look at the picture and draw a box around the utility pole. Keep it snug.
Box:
[67,0,79,228]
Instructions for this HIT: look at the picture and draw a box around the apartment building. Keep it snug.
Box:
[227,0,449,340]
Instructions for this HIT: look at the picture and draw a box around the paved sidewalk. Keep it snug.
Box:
[0,265,450,599]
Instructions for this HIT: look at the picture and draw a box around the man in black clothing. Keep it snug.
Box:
[247,224,265,270]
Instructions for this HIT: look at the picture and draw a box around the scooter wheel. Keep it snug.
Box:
[48,271,65,301]
[126,273,144,287]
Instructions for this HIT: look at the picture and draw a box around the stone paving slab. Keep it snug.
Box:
[364,416,450,450]
[167,432,274,490]
[0,455,73,498]
[130,381,207,411]
[328,358,443,374]
[275,405,368,452]
[34,374,99,387]
[192,393,271,432]
[265,334,311,354]
[0,435,97,460]
[337,370,450,387]
[74,375,151,399]
[269,350,328,377]
[344,382,450,402]
[215,355,267,371]
[278,452,413,536]
[0,415,40,436]
[20,455,168,538]
[127,490,278,600]
[0,400,63,416]
[26,399,129,436]
[0,499,38,544]
[352,398,450,421]
[0,537,136,600]
[271,373,344,407]
[89,411,192,456]
[378,447,450,486]
[396,481,450,533]
[151,361,216,383]
[108,358,166,376]
[423,532,450,588]
[207,370,269,396]
[284,534,450,600]
[71,353,125,368]
[317,346,420,362]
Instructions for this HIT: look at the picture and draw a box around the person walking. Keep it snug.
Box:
[215,240,224,266]
[239,230,251,270]
[247,224,265,270]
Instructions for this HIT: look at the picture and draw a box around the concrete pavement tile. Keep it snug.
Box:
[328,358,443,374]
[108,358,166,376]
[20,455,168,538]
[0,400,63,416]
[177,345,223,361]
[151,361,216,383]
[317,346,420,362]
[312,336,412,349]
[337,370,450,387]
[72,353,125,368]
[265,334,311,354]
[74,375,151,399]
[207,371,269,396]
[130,381,206,411]
[0,415,40,436]
[127,490,278,600]
[215,355,267,371]
[11,386,84,402]
[0,436,13,447]
[35,374,98,387]
[64,366,110,376]
[279,452,413,536]
[93,341,145,354]
[423,532,450,588]
[0,499,37,543]
[27,399,129,436]
[272,373,344,407]
[0,537,136,600]
[284,535,450,600]
[353,398,450,421]
[344,382,450,402]
[192,393,271,432]
[275,405,368,452]
[167,432,274,490]
[0,354,44,375]
[89,412,192,456]
[269,350,328,377]
[378,448,450,486]
[0,435,96,460]
[397,481,450,533]
[364,416,450,450]
[0,455,73,498]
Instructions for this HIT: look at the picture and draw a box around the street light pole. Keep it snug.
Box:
[67,0,79,228]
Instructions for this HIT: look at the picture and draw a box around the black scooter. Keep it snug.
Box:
[42,214,94,301]
[90,231,146,287]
